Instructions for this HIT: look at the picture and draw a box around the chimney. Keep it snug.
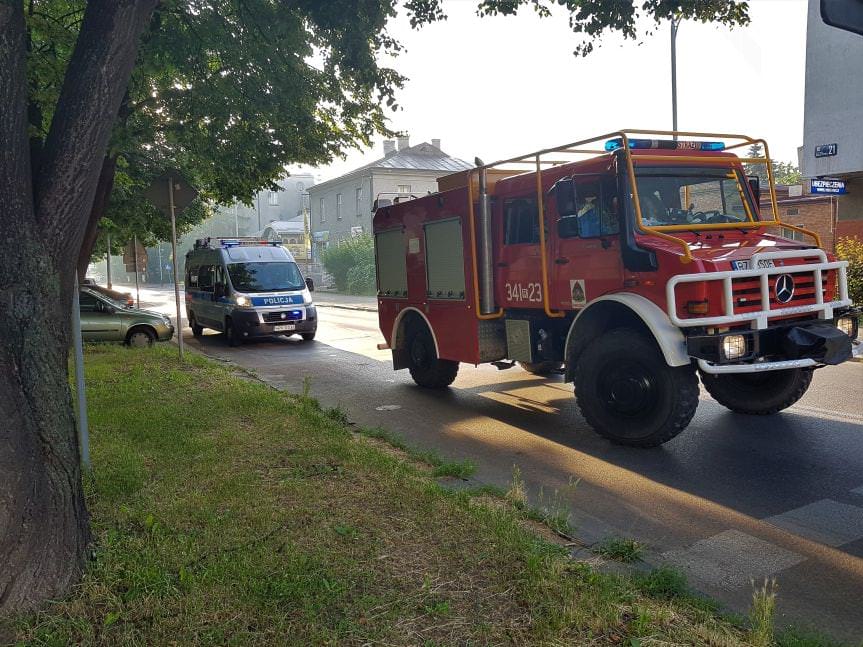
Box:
[397,135,410,150]
[383,140,396,155]
[431,138,441,150]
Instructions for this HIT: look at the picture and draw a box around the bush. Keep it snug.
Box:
[836,236,863,305]
[321,234,374,292]
[346,262,376,295]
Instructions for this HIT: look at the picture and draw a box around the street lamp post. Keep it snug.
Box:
[671,16,680,139]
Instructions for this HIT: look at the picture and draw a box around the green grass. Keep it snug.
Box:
[595,538,643,564]
[0,345,788,645]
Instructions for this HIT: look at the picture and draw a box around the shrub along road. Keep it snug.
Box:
[2,346,782,645]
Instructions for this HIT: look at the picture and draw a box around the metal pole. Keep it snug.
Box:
[671,16,679,139]
[71,275,91,470]
[133,234,140,307]
[106,233,112,289]
[158,244,164,284]
[169,176,185,360]
[256,193,261,231]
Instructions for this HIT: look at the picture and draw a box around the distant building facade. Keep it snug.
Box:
[308,136,472,255]
[760,184,840,250]
[800,0,863,242]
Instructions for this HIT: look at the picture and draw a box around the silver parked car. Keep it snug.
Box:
[79,287,174,347]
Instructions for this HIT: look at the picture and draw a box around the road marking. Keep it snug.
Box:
[851,485,863,497]
[765,499,863,547]
[661,529,805,590]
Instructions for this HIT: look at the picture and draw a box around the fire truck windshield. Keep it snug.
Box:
[633,166,757,229]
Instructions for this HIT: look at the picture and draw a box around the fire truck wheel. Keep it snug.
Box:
[575,328,698,447]
[518,361,564,376]
[699,368,813,415]
[406,325,459,389]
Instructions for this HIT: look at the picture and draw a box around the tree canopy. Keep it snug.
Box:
[23,0,752,268]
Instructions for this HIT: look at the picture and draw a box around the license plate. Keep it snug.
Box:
[273,324,295,332]
[732,259,775,271]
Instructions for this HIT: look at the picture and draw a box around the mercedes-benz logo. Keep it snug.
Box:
[775,274,795,303]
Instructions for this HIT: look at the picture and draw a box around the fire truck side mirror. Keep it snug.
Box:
[372,198,392,213]
[747,176,761,205]
[553,178,577,216]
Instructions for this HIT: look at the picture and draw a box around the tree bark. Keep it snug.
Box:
[77,155,119,280]
[0,0,158,615]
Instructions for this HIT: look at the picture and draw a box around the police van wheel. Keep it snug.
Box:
[575,328,698,447]
[699,368,813,415]
[518,361,564,376]
[189,313,203,337]
[301,332,316,341]
[406,325,458,389]
[224,319,242,347]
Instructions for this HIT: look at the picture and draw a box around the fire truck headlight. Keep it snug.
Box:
[722,334,747,361]
[837,316,857,339]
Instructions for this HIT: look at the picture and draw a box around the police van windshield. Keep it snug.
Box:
[634,166,756,228]
[227,262,304,292]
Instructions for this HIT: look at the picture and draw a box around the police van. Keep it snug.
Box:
[185,237,317,346]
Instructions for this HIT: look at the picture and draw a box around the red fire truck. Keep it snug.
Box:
[372,130,861,447]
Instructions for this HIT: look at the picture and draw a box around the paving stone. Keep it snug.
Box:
[765,499,863,547]
[661,529,805,590]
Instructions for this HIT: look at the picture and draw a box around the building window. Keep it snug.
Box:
[336,193,343,219]
[397,184,411,194]
[786,207,799,216]
[268,191,278,206]
[319,197,326,222]
[356,187,363,215]
[781,226,806,242]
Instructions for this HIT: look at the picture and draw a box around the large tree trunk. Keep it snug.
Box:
[77,155,119,280]
[0,0,158,615]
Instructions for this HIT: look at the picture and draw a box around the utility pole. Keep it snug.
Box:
[133,234,141,308]
[671,15,680,139]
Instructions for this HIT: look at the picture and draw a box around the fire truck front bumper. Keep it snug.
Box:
[687,311,861,375]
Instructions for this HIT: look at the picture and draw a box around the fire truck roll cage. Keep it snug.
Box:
[463,128,822,323]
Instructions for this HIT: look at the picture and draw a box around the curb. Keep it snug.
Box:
[315,302,378,313]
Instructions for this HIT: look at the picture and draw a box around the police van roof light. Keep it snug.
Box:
[604,138,725,152]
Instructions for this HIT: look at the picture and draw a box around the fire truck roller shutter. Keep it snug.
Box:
[563,293,690,382]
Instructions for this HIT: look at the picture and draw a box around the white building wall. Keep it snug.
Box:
[801,0,863,179]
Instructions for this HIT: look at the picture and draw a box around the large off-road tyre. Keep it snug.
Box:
[518,361,564,376]
[699,368,813,415]
[405,324,459,389]
[575,328,699,447]
[224,318,242,347]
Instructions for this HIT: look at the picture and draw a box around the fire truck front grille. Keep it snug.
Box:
[730,272,830,312]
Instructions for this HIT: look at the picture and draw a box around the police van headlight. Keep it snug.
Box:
[234,294,251,307]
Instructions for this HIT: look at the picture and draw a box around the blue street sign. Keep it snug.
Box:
[815,143,838,158]
[811,179,847,194]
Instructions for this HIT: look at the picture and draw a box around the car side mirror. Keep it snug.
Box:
[305,277,315,292]
[553,178,577,216]
[748,176,761,205]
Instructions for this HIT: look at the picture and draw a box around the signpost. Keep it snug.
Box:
[72,275,91,469]
[144,171,198,361]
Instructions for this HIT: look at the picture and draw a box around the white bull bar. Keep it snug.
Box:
[665,249,855,374]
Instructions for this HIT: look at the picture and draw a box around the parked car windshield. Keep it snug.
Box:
[227,262,304,292]
[634,166,757,228]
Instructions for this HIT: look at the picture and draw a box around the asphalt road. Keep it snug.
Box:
[139,286,863,641]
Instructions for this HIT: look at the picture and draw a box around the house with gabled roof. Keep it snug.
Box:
[308,135,472,254]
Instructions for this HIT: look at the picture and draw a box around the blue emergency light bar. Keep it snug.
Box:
[604,138,725,152]
[218,238,282,248]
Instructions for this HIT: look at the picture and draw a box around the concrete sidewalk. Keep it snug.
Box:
[313,291,378,312]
